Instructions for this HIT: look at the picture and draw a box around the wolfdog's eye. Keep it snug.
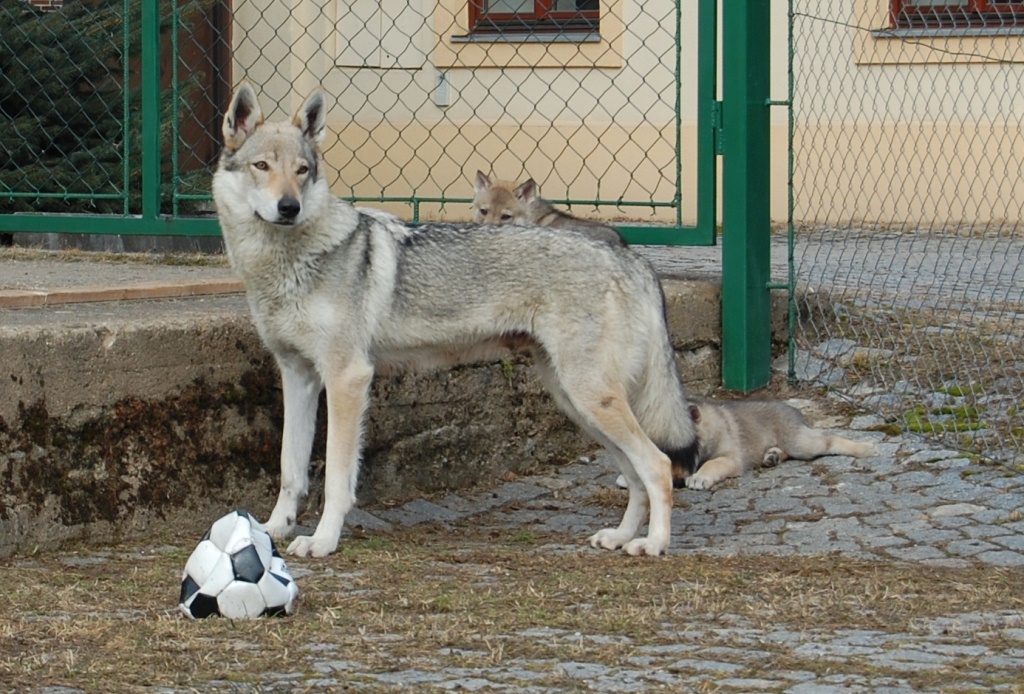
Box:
[253,161,269,171]
[478,208,488,217]
[296,165,309,175]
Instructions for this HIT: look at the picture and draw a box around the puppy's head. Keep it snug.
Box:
[471,171,530,225]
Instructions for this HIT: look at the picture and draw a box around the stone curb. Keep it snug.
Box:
[0,278,245,309]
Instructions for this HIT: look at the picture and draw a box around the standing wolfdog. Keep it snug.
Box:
[213,84,696,558]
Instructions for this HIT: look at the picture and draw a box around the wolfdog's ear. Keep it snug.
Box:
[223,83,263,151]
[293,90,327,145]
[514,178,538,203]
[474,170,492,193]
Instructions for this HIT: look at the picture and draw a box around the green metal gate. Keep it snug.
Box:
[0,0,222,236]
[0,0,719,243]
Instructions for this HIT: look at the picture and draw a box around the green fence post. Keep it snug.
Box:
[141,0,161,222]
[696,0,718,241]
[720,0,772,391]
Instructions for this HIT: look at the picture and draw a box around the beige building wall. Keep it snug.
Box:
[229,0,708,224]
[792,0,1024,227]
[228,0,1022,227]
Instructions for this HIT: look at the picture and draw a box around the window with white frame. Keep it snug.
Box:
[890,0,1024,29]
[469,0,599,37]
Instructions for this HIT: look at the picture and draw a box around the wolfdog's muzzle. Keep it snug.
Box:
[277,197,301,223]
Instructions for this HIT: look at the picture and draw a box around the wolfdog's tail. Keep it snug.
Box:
[629,286,699,477]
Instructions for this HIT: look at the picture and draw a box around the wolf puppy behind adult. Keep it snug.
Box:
[213,83,697,558]
[472,171,626,246]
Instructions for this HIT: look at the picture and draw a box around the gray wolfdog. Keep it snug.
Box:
[213,84,696,557]
[472,171,626,246]
[616,398,876,491]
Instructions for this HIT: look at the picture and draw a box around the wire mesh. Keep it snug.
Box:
[2,0,697,231]
[0,0,129,213]
[790,1,1024,466]
[222,0,690,225]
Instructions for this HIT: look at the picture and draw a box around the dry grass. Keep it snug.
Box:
[1,520,1021,692]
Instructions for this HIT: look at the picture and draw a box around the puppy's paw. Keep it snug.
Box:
[684,472,716,490]
[762,447,783,468]
[853,441,878,458]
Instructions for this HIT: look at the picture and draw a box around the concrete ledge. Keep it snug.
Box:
[0,278,244,309]
[0,278,786,556]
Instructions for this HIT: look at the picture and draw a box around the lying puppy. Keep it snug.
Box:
[618,398,876,491]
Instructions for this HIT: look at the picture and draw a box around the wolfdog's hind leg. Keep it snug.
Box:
[590,449,649,550]
[533,357,667,555]
[582,393,673,556]
[265,356,322,541]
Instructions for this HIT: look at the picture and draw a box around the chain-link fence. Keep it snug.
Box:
[227,0,704,237]
[790,2,1024,465]
[1,0,137,215]
[0,0,229,239]
[2,0,711,243]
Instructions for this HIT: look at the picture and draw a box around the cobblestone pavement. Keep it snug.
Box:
[278,404,1024,693]
[358,431,1024,571]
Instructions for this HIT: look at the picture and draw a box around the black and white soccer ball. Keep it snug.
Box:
[179,509,299,619]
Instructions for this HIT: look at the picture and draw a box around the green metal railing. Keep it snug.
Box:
[0,0,720,242]
[0,0,219,236]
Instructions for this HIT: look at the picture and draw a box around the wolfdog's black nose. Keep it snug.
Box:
[278,197,300,221]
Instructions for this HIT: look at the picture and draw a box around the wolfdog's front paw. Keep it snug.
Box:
[622,536,668,557]
[589,527,633,551]
[287,534,339,558]
[262,512,296,541]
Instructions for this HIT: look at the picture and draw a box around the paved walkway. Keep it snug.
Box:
[9,230,1023,312]
[349,412,1023,570]
[320,409,1024,692]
